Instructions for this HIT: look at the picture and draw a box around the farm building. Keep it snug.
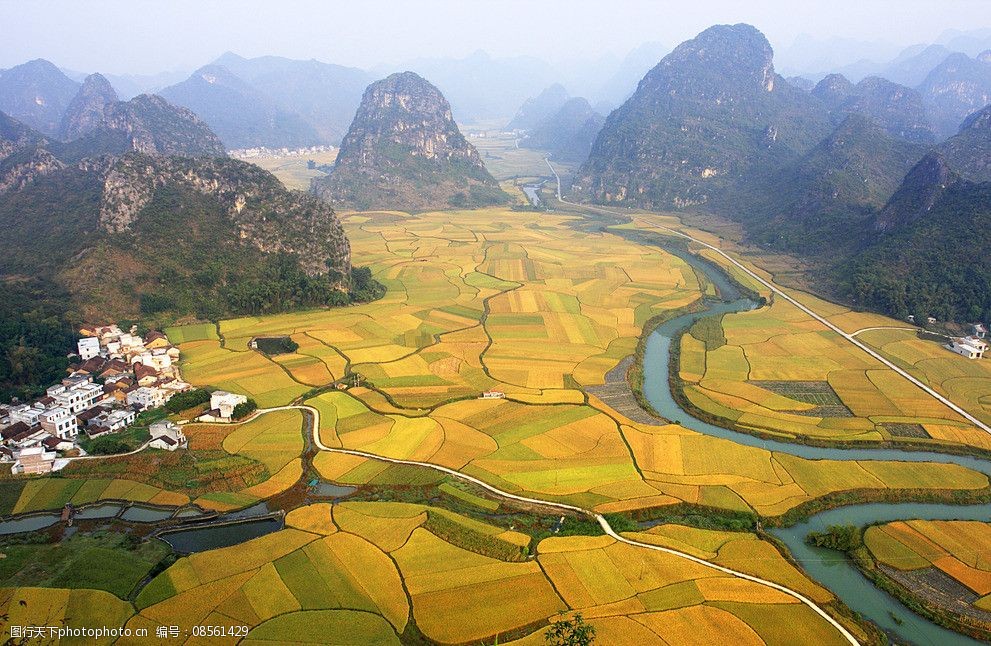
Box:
[947,336,989,359]
[11,446,57,474]
[148,420,187,451]
[198,391,249,422]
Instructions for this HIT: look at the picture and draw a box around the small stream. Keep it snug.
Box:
[640,241,991,645]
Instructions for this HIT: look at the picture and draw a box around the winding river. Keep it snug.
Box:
[642,243,991,645]
[1,219,986,642]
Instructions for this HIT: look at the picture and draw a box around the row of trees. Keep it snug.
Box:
[222,264,384,316]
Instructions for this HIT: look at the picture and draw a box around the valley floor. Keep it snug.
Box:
[4,202,991,644]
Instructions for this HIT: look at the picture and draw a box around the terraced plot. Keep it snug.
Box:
[106,502,862,644]
[174,208,703,411]
[673,271,991,451]
[20,409,307,514]
[862,520,991,637]
[625,215,991,453]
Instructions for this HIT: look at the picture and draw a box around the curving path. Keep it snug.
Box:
[61,439,152,462]
[850,325,950,339]
[648,224,991,436]
[544,157,991,437]
[262,404,860,646]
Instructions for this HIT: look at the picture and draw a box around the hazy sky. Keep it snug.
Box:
[2,0,990,75]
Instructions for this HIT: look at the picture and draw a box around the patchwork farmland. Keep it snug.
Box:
[4,206,991,644]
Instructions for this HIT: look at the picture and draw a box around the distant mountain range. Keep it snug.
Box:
[573,23,991,323]
[519,97,605,163]
[3,28,989,151]
[812,75,935,143]
[0,88,351,323]
[506,84,570,131]
[312,72,506,211]
[789,40,991,140]
[201,53,372,144]
[918,51,991,137]
[159,64,321,149]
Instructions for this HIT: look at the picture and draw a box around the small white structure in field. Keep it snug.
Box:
[947,336,989,359]
[209,391,248,420]
[479,391,506,399]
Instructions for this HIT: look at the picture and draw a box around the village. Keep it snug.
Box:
[0,324,248,476]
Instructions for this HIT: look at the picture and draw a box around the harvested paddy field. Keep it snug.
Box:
[155,208,991,518]
[30,502,856,645]
[626,215,991,453]
[860,519,991,638]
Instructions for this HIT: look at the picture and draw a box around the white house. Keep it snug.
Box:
[39,407,77,439]
[948,336,988,359]
[77,337,101,361]
[49,381,103,414]
[148,420,187,451]
[209,391,248,420]
[127,386,166,411]
[8,404,43,427]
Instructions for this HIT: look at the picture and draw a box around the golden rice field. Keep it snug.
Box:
[11,207,991,644]
[161,208,991,518]
[863,519,991,631]
[9,478,189,514]
[1,502,853,645]
[624,214,991,452]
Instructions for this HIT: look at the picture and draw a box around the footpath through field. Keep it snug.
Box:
[262,403,861,646]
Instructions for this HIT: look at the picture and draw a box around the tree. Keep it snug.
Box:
[545,612,595,646]
[164,388,211,414]
[232,398,258,420]
[806,524,862,552]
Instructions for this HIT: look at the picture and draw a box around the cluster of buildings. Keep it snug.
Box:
[0,325,192,475]
[945,323,988,360]
[230,144,335,159]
